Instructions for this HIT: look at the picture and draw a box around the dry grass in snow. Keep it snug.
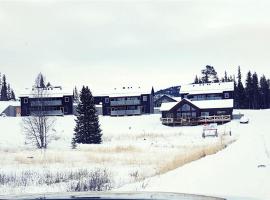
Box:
[0,114,237,195]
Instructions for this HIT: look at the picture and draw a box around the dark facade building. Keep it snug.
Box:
[180,82,234,101]
[94,86,154,116]
[160,82,234,126]
[20,86,73,116]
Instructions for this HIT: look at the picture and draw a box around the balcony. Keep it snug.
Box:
[110,99,140,106]
[31,100,62,106]
[111,109,141,116]
[30,110,64,116]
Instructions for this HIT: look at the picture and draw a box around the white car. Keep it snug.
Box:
[240,116,249,124]
[0,113,7,117]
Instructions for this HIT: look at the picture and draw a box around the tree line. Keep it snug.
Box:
[234,66,270,109]
[194,65,270,109]
[0,72,16,101]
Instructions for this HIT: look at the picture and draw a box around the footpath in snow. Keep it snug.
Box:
[119,110,270,200]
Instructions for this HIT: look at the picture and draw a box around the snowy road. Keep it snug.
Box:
[119,110,270,200]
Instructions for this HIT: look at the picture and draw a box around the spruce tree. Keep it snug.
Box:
[237,66,246,109]
[245,71,253,109]
[73,86,79,103]
[252,72,259,109]
[0,75,8,101]
[259,75,269,109]
[194,75,199,84]
[11,90,16,100]
[73,86,102,145]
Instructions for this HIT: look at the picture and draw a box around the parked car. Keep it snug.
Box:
[240,116,249,124]
[0,113,7,117]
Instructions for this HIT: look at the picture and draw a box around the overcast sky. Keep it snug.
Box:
[0,0,270,93]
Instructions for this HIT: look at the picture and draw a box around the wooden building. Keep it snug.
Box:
[20,86,73,116]
[160,82,234,126]
[94,86,154,116]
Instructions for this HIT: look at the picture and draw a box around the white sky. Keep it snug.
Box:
[0,0,270,94]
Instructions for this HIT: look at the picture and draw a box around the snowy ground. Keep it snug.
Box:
[0,113,235,195]
[118,110,270,200]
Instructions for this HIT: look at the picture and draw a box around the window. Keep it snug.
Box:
[217,110,226,115]
[143,96,147,101]
[181,104,190,111]
[224,92,230,99]
[65,97,69,102]
[105,98,109,103]
[24,98,28,103]
[201,112,209,117]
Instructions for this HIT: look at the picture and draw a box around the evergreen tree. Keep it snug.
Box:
[201,65,219,83]
[194,75,199,84]
[237,66,246,109]
[7,84,11,100]
[224,71,228,82]
[35,73,46,88]
[11,90,16,100]
[259,75,269,109]
[0,75,8,101]
[73,86,102,145]
[234,79,239,108]
[46,82,52,88]
[252,72,259,109]
[73,86,79,103]
[245,71,253,109]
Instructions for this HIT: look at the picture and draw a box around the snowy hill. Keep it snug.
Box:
[118,110,270,200]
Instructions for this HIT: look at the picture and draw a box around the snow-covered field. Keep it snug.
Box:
[0,113,235,195]
[118,110,270,200]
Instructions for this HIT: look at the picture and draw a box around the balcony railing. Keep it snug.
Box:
[30,110,64,116]
[30,100,62,106]
[110,99,141,106]
[111,109,141,116]
[161,115,231,125]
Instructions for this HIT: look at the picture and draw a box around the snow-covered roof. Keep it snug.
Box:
[94,86,152,97]
[0,101,20,113]
[160,98,233,112]
[172,97,182,102]
[181,82,234,95]
[20,87,73,98]
[190,99,234,109]
[160,102,178,111]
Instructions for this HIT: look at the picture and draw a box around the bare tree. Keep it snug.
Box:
[22,87,55,149]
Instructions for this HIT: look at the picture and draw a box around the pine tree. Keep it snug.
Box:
[245,71,253,109]
[73,86,79,103]
[0,75,8,101]
[7,84,11,100]
[11,90,16,100]
[35,73,46,88]
[193,75,199,84]
[259,75,269,109]
[252,72,259,109]
[224,71,228,82]
[73,86,102,145]
[201,65,219,83]
[237,66,246,109]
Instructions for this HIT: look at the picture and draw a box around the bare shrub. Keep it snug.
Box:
[68,169,111,192]
[0,169,111,192]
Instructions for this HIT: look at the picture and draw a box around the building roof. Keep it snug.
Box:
[187,99,234,109]
[0,101,20,113]
[160,98,234,112]
[20,87,73,98]
[94,86,152,97]
[180,82,234,95]
[160,102,179,111]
